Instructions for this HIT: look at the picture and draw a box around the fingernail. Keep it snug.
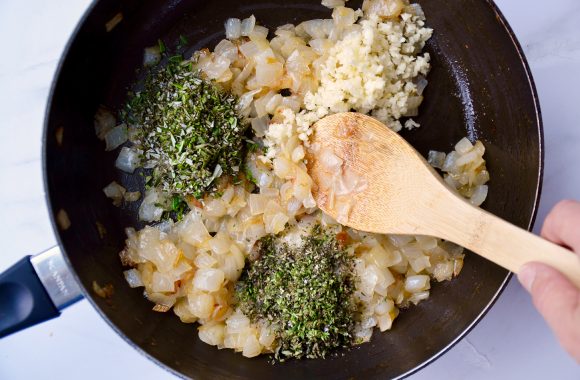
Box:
[518,264,537,292]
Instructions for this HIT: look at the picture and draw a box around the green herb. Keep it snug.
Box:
[236,225,356,361]
[125,56,247,198]
[244,164,258,185]
[177,35,189,50]
[245,139,259,153]
[171,195,190,221]
[158,39,166,54]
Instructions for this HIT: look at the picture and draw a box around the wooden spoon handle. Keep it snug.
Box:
[436,201,580,288]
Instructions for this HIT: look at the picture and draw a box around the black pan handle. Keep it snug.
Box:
[0,247,83,338]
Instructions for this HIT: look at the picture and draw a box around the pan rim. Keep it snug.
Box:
[41,0,544,379]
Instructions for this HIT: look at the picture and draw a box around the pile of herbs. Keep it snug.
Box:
[124,54,246,206]
[236,225,357,361]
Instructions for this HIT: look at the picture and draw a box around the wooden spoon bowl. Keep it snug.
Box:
[307,112,580,287]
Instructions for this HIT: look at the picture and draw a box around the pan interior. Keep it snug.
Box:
[44,0,541,379]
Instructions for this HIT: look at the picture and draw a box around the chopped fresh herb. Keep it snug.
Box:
[177,35,189,49]
[158,39,166,54]
[244,165,258,185]
[172,196,190,219]
[168,54,184,65]
[125,56,247,199]
[245,139,259,153]
[236,225,356,361]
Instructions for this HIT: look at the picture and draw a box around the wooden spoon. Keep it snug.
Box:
[306,112,580,287]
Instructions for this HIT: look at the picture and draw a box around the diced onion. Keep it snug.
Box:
[469,185,488,206]
[404,275,430,293]
[242,334,262,358]
[407,3,426,18]
[273,156,295,179]
[319,148,343,171]
[138,189,164,222]
[115,146,142,173]
[322,0,345,8]
[236,89,261,115]
[123,269,144,288]
[203,55,231,80]
[475,169,490,186]
[255,61,283,87]
[361,316,377,329]
[214,39,239,62]
[103,181,126,207]
[377,313,394,332]
[199,323,225,346]
[151,272,176,293]
[94,106,116,140]
[427,151,446,169]
[226,312,251,333]
[332,5,358,28]
[250,25,269,40]
[297,19,334,39]
[209,233,231,255]
[374,299,394,315]
[241,15,256,37]
[388,235,413,247]
[143,46,161,67]
[353,326,373,342]
[225,18,242,39]
[194,268,225,292]
[433,262,454,282]
[124,191,141,202]
[442,151,458,172]
[179,212,211,245]
[251,116,270,137]
[104,124,128,151]
[416,76,428,95]
[409,256,430,273]
[455,137,473,155]
[189,292,214,319]
[415,235,438,251]
[195,252,218,269]
[455,150,479,167]
[259,326,276,347]
[409,290,430,305]
[239,41,261,59]
[204,199,227,218]
[291,146,305,162]
[146,292,176,308]
[362,0,405,19]
[248,193,271,215]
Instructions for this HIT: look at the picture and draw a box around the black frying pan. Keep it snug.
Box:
[0,0,542,379]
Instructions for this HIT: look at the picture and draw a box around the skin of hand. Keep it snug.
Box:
[518,200,580,363]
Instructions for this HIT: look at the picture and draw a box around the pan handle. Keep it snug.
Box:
[0,247,83,338]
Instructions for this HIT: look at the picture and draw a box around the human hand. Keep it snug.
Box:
[518,200,580,362]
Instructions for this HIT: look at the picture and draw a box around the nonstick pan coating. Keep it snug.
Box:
[44,0,542,378]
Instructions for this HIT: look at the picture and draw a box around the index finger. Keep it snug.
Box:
[541,200,580,254]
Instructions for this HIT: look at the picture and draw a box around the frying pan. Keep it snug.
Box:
[0,0,542,378]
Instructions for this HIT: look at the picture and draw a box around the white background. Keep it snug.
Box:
[1,0,579,379]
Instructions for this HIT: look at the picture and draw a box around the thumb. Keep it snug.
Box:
[518,262,580,362]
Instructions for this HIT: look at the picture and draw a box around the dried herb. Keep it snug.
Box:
[236,225,356,361]
[244,165,258,185]
[161,195,190,221]
[125,55,246,199]
[177,35,189,50]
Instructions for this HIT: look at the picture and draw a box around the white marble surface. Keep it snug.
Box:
[0,0,579,378]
